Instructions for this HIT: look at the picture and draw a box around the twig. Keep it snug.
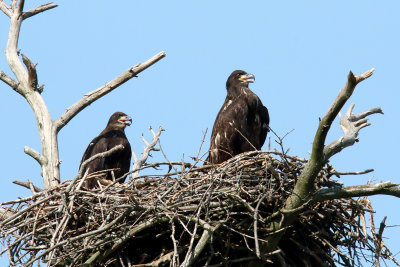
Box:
[131,126,163,178]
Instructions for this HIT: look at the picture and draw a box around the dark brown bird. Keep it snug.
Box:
[79,112,132,188]
[206,70,269,164]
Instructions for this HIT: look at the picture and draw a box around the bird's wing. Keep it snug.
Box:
[209,98,249,160]
[80,134,108,173]
[258,104,270,148]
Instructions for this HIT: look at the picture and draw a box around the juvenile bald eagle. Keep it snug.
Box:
[79,112,132,188]
[206,70,269,164]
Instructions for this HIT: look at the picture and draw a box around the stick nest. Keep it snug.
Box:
[0,151,398,266]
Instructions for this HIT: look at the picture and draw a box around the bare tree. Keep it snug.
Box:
[1,1,400,267]
[0,0,165,188]
[247,69,397,266]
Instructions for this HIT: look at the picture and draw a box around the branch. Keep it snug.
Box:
[312,68,375,162]
[67,145,125,192]
[54,51,166,132]
[0,207,15,222]
[312,182,400,202]
[182,222,217,267]
[249,69,377,263]
[285,69,376,205]
[324,105,383,160]
[84,216,170,265]
[131,126,163,178]
[333,168,374,176]
[0,1,11,18]
[22,2,57,20]
[24,146,46,166]
[25,206,135,267]
[17,0,24,14]
[0,71,19,91]
[12,179,43,192]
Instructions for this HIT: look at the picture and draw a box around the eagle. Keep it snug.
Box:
[206,70,270,164]
[79,112,132,188]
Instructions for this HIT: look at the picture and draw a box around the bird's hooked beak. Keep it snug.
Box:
[119,115,132,126]
[239,73,255,83]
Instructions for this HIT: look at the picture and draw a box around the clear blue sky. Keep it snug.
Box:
[1,1,399,265]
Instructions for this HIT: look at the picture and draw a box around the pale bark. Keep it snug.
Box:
[0,1,165,189]
[250,68,382,266]
[131,126,163,178]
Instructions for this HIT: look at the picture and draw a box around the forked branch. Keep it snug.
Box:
[131,126,163,178]
[0,0,166,188]
[324,104,383,159]
[250,68,378,263]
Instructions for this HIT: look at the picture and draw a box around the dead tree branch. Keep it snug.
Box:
[67,144,125,191]
[0,1,165,189]
[249,68,378,264]
[131,126,163,178]
[54,52,166,133]
[324,105,383,160]
[22,2,57,20]
[12,180,43,192]
[313,182,400,202]
[1,151,398,266]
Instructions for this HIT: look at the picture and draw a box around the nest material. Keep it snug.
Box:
[0,151,398,266]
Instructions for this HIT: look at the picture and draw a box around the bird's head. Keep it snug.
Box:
[108,112,132,129]
[226,70,255,90]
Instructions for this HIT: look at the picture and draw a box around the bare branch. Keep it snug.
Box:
[312,68,375,161]
[17,0,24,14]
[183,222,218,267]
[67,145,125,191]
[251,68,377,260]
[54,51,166,132]
[22,2,57,20]
[131,126,163,179]
[333,168,374,176]
[84,216,170,266]
[324,105,383,160]
[12,180,43,192]
[0,207,15,221]
[313,182,400,202]
[0,71,19,91]
[0,1,12,18]
[24,146,46,166]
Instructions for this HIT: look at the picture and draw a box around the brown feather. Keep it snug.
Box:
[79,112,132,189]
[206,70,269,164]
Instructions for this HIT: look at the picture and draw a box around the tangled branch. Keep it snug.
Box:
[1,151,398,266]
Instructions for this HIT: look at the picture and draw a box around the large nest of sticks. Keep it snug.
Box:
[0,151,397,266]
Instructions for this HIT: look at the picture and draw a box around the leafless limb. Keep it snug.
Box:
[67,145,125,192]
[54,52,166,132]
[12,180,43,192]
[313,181,400,202]
[249,68,379,261]
[22,2,57,20]
[0,1,12,17]
[131,126,163,178]
[333,169,374,176]
[0,151,399,266]
[0,0,166,189]
[324,104,383,160]
[23,146,46,166]
[0,71,19,90]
